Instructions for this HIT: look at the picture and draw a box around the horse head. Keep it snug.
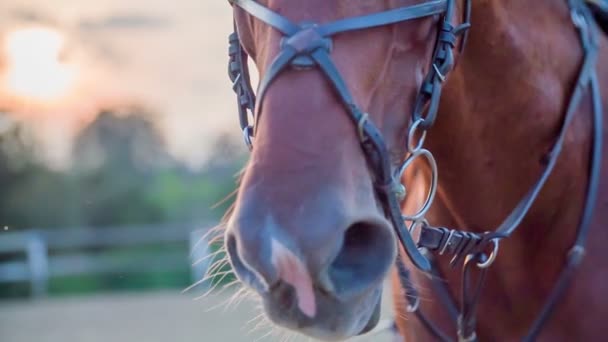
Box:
[223,0,468,339]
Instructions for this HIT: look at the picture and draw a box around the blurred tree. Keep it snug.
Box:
[70,108,173,226]
[0,112,69,229]
[145,132,246,223]
[0,107,247,229]
[73,108,174,172]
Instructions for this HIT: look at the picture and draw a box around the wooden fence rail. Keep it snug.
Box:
[0,223,217,297]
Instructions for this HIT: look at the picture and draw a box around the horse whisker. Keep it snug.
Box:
[182,270,234,294]
[191,248,225,266]
[245,312,265,327]
[253,329,275,342]
[205,258,230,275]
[189,227,225,257]
[210,188,239,210]
[223,287,249,312]
[194,279,240,301]
[248,314,273,335]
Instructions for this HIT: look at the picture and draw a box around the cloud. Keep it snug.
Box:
[0,7,62,32]
[8,8,52,24]
[79,13,171,31]
[0,0,240,169]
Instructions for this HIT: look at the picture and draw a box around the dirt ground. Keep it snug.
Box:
[0,284,399,342]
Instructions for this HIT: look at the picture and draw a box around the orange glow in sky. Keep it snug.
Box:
[3,27,78,101]
[0,0,239,168]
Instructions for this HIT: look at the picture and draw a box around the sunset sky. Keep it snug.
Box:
[0,0,247,169]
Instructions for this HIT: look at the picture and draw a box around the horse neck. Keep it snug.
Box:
[427,0,589,241]
[413,0,608,333]
[406,0,608,336]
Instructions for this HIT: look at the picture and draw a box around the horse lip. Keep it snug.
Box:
[356,295,382,335]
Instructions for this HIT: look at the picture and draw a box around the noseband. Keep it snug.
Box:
[226,0,604,341]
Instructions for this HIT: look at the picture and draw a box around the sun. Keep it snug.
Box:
[3,27,78,101]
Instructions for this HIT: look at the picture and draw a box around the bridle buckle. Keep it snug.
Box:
[281,23,332,69]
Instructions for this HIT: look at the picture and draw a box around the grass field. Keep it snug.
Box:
[0,284,399,342]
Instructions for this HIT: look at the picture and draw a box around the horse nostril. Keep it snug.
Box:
[335,223,376,266]
[328,221,396,296]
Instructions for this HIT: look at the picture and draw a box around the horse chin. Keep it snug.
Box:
[357,298,381,335]
[261,283,383,341]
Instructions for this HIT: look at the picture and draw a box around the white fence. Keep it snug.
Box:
[0,223,216,297]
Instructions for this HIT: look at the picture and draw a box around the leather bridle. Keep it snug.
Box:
[226,0,604,340]
[228,0,471,272]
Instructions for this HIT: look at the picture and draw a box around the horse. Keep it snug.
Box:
[221,0,608,340]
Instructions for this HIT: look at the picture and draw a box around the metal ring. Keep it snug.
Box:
[357,113,369,142]
[396,149,438,221]
[406,296,420,313]
[407,118,428,153]
[242,126,254,150]
[476,238,499,269]
[406,219,427,236]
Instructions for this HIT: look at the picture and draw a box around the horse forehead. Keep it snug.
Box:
[245,0,431,49]
[257,0,419,22]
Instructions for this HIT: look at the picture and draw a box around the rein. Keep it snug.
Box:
[226,0,604,340]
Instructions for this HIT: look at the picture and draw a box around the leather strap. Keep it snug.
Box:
[521,1,603,339]
[310,47,432,271]
[417,0,602,269]
[230,0,299,35]
[410,1,604,340]
[396,255,452,342]
[228,30,256,148]
[316,0,448,36]
[231,0,448,38]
